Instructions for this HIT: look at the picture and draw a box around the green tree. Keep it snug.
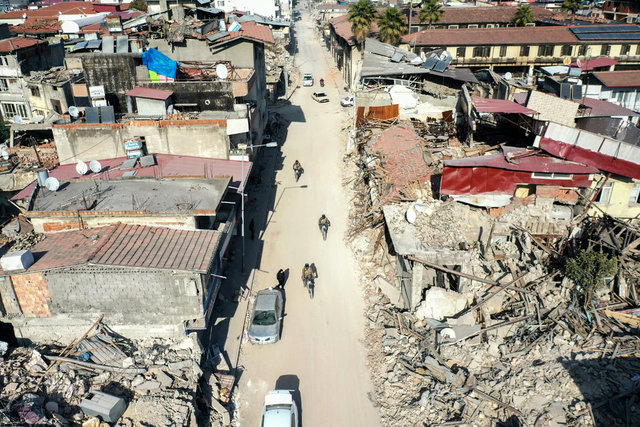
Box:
[347,0,377,44]
[129,0,148,12]
[419,0,444,29]
[562,0,583,24]
[512,4,534,27]
[377,7,406,46]
[565,250,618,308]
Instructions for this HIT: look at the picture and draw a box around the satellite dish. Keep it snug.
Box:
[216,63,228,80]
[69,106,79,118]
[76,161,88,175]
[12,116,22,124]
[504,72,512,81]
[405,205,417,224]
[563,57,571,66]
[576,58,582,67]
[89,160,102,173]
[45,177,60,191]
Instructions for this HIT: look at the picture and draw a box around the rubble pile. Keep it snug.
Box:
[0,319,234,426]
[343,116,640,426]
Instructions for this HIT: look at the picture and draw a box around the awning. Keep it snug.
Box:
[570,57,619,71]
[472,95,537,115]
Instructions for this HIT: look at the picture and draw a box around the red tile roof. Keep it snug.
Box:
[126,86,174,100]
[593,70,640,88]
[0,1,98,19]
[12,223,220,273]
[0,37,45,53]
[570,57,619,71]
[406,5,554,25]
[214,21,275,45]
[13,154,252,200]
[403,25,581,46]
[472,95,537,115]
[9,17,62,34]
[329,14,379,46]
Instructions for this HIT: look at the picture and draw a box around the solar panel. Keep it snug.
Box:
[433,56,452,72]
[86,39,102,49]
[86,107,99,124]
[390,52,404,62]
[571,25,640,34]
[560,83,571,99]
[139,154,156,168]
[572,85,583,100]
[423,56,438,70]
[575,32,640,40]
[568,67,581,77]
[206,31,229,42]
[72,41,88,52]
[100,106,115,124]
[120,158,138,170]
[116,36,128,53]
[102,36,114,53]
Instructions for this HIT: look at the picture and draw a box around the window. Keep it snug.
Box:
[621,44,631,55]
[457,46,466,57]
[596,181,614,205]
[0,56,7,66]
[637,45,640,55]
[486,24,495,28]
[468,24,478,29]
[499,45,507,57]
[579,45,588,56]
[448,25,459,29]
[531,172,574,180]
[629,183,640,206]
[520,45,530,57]
[525,23,536,27]
[538,45,554,57]
[0,79,7,92]
[600,44,611,56]
[561,45,573,56]
[29,86,40,97]
[1,102,28,119]
[473,46,491,57]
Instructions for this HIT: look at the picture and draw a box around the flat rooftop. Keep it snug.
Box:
[31,177,229,214]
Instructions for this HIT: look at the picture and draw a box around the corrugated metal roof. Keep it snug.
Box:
[569,57,619,71]
[580,97,639,117]
[4,223,220,274]
[444,146,599,174]
[13,154,252,201]
[592,70,640,88]
[472,95,538,115]
[125,86,174,100]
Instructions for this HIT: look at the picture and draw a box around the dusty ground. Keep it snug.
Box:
[211,5,380,427]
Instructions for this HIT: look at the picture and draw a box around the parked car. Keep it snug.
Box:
[248,289,283,345]
[261,390,299,427]
[302,73,314,87]
[312,92,329,103]
[340,96,354,107]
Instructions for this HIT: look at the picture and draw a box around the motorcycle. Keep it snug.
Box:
[320,223,328,241]
[304,277,315,299]
[320,79,325,87]
[294,166,303,182]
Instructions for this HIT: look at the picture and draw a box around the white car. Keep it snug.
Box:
[302,73,314,87]
[340,96,354,107]
[261,390,299,427]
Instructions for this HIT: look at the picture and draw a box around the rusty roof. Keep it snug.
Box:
[9,18,62,34]
[403,25,582,46]
[212,21,275,45]
[0,37,45,53]
[11,223,220,274]
[0,1,98,19]
[593,70,640,88]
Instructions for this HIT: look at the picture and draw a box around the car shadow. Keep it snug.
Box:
[274,374,303,427]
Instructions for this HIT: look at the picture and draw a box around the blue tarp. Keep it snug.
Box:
[142,48,178,79]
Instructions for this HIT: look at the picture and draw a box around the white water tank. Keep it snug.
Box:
[1,250,34,271]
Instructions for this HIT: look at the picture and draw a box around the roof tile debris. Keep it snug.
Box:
[211,21,275,45]
[8,223,220,274]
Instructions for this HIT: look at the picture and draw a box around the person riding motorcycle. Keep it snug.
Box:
[318,214,331,237]
[301,263,314,286]
[293,160,303,181]
[320,78,325,87]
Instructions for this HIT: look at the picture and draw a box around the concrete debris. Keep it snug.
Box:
[415,287,468,321]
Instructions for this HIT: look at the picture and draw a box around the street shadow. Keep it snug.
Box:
[559,356,640,426]
[310,263,318,279]
[274,374,303,427]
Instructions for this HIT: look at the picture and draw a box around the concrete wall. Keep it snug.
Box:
[148,38,213,62]
[135,97,168,116]
[139,81,235,111]
[53,120,230,164]
[77,53,140,113]
[589,175,640,219]
[210,40,255,69]
[30,214,198,233]
[29,81,74,116]
[7,266,208,341]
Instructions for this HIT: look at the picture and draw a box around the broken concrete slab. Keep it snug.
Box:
[415,287,468,321]
[374,275,406,308]
[210,398,231,426]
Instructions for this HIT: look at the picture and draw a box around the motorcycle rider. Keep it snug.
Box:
[318,214,331,236]
[293,160,303,182]
[301,263,314,287]
[320,78,325,87]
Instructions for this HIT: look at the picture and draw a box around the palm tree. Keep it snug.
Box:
[377,7,407,46]
[419,0,444,29]
[513,4,534,27]
[562,0,583,24]
[347,0,377,44]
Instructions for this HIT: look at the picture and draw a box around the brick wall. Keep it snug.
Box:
[11,273,52,317]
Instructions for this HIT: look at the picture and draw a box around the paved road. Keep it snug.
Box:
[211,5,380,427]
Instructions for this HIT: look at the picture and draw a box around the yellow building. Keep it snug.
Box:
[401,24,640,73]
[590,175,640,219]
